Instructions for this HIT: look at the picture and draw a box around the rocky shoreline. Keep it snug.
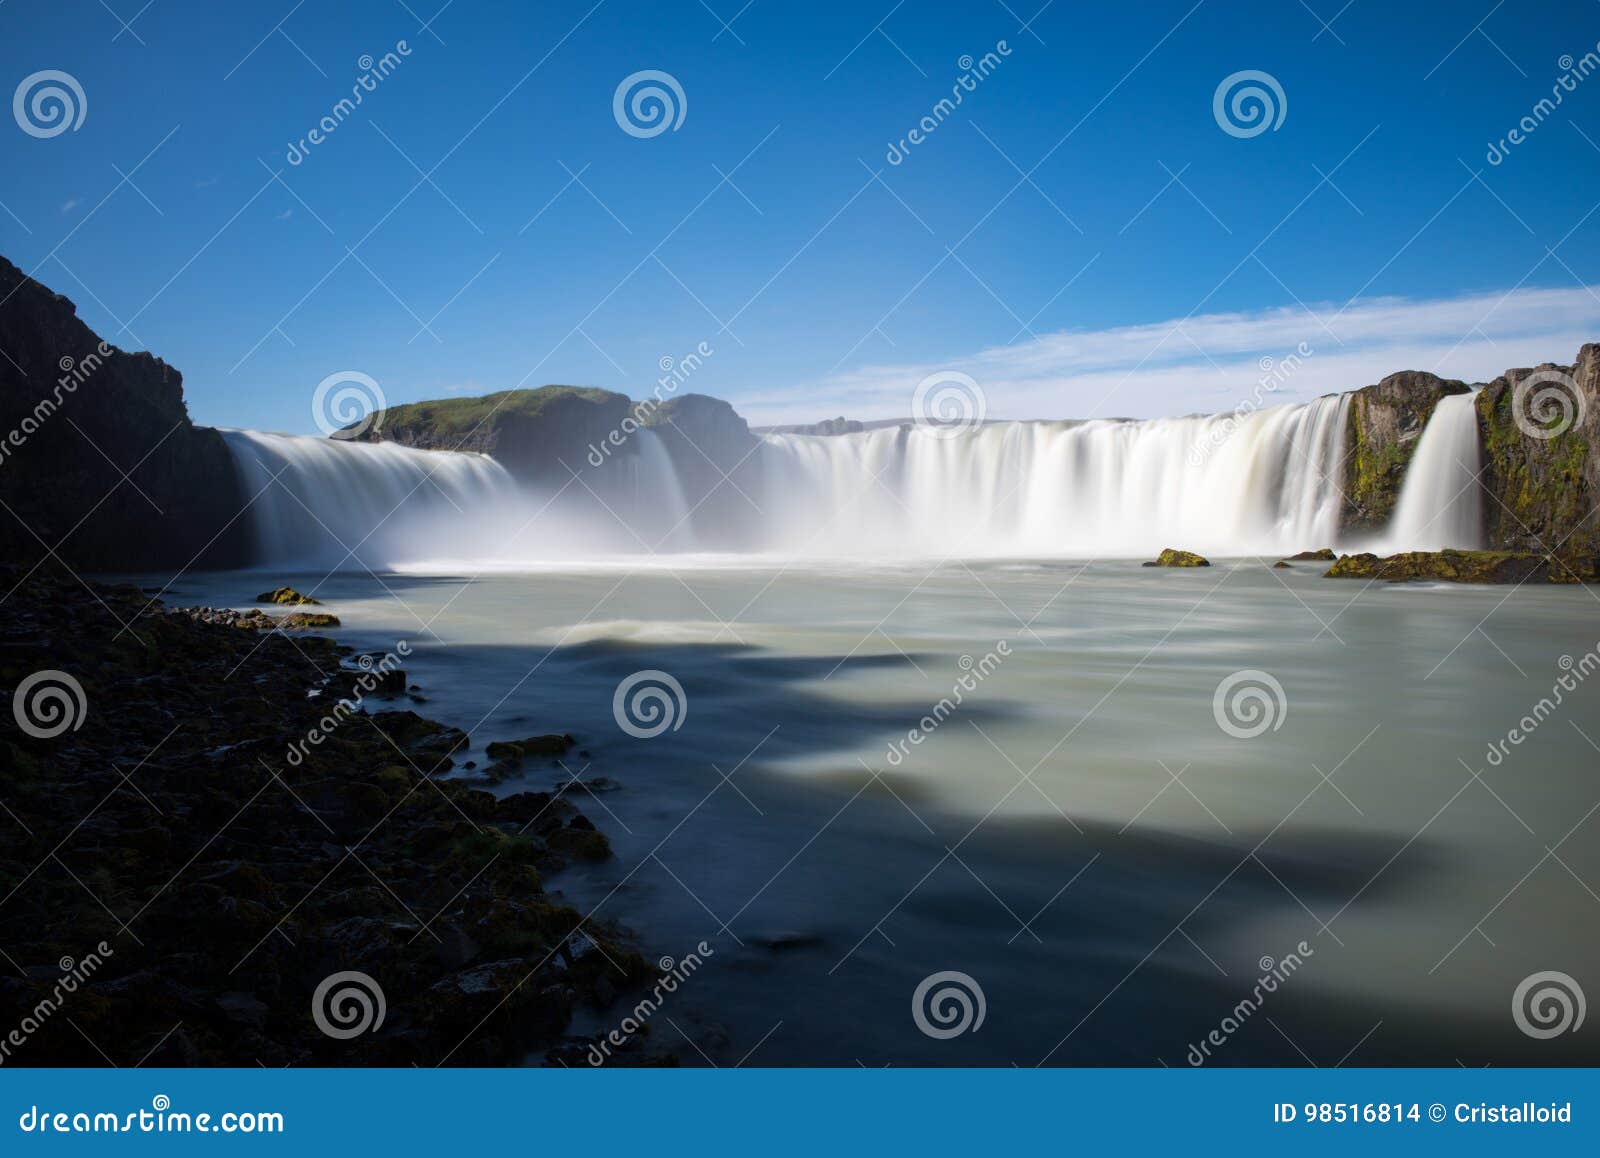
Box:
[0,567,655,1066]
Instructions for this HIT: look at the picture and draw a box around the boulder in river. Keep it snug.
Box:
[256,586,321,605]
[1143,548,1211,568]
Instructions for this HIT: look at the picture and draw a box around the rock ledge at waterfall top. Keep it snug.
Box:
[0,255,248,571]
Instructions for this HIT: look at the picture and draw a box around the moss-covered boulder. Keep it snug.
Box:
[1474,344,1599,555]
[256,586,320,605]
[1324,549,1554,583]
[485,733,575,762]
[1285,548,1335,561]
[1341,371,1470,533]
[279,611,341,629]
[1142,548,1211,567]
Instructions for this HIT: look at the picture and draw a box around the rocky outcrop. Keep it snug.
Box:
[1142,548,1210,567]
[1474,344,1599,554]
[643,394,760,549]
[0,256,248,571]
[348,385,634,485]
[764,416,865,436]
[0,567,645,1065]
[1340,370,1470,532]
[1323,548,1597,584]
[257,586,320,605]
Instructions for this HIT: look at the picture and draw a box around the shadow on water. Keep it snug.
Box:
[144,570,1600,1067]
[332,629,1587,1068]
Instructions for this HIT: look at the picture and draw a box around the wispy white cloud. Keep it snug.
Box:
[739,285,1600,425]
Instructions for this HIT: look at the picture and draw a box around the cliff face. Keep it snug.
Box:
[644,394,760,548]
[0,257,248,572]
[1340,370,1470,532]
[1474,344,1599,554]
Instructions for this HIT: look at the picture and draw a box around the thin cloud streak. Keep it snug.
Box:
[741,286,1600,425]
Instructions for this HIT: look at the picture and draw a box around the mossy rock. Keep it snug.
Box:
[1286,548,1335,561]
[485,734,575,762]
[1142,548,1210,568]
[1323,549,1552,583]
[279,612,341,629]
[1340,372,1469,533]
[256,586,321,605]
[548,826,612,862]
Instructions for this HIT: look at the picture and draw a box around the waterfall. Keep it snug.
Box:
[757,395,1353,558]
[631,429,696,552]
[223,388,1495,568]
[1380,392,1484,551]
[224,431,530,570]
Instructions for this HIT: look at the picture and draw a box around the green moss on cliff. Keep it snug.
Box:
[1476,386,1593,551]
[1343,402,1409,528]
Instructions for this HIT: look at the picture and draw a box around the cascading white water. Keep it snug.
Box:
[1379,392,1484,551]
[225,430,529,570]
[758,395,1353,558]
[224,428,700,570]
[631,429,695,552]
[225,390,1491,568]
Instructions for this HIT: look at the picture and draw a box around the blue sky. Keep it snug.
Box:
[2,0,1598,430]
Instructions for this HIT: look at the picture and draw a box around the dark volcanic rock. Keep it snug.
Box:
[0,567,644,1066]
[1474,344,1600,555]
[643,394,761,549]
[1340,370,1470,533]
[0,255,249,571]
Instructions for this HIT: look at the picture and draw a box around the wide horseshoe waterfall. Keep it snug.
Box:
[223,391,1492,570]
[758,395,1352,558]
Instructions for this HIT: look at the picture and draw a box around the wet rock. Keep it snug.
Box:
[486,733,575,762]
[1142,548,1211,568]
[280,612,341,629]
[1323,549,1557,583]
[256,586,321,605]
